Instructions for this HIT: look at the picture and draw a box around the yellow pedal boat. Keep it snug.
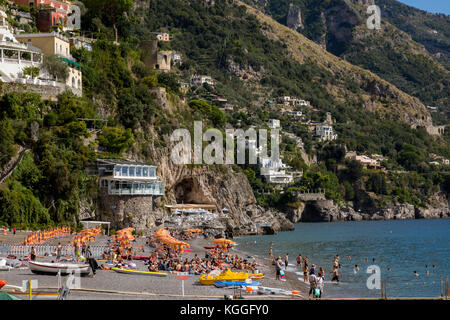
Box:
[199,269,251,285]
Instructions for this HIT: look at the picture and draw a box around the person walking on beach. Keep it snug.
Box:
[275,257,283,281]
[269,246,273,259]
[317,271,325,299]
[13,227,16,235]
[284,253,289,270]
[308,268,318,299]
[86,245,98,277]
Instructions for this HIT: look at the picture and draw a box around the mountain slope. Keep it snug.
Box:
[244,0,450,117]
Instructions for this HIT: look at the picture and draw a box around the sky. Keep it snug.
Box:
[397,0,450,15]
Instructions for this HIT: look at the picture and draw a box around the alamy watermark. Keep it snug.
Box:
[367,5,381,30]
[170,121,280,172]
[366,265,381,289]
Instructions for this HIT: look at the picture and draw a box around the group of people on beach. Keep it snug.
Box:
[99,231,260,277]
[144,236,259,275]
[270,243,342,299]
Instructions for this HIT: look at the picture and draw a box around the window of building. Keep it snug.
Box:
[149,167,155,177]
[77,79,81,89]
[122,166,128,176]
[114,166,121,177]
[136,167,142,177]
[72,77,75,88]
[129,166,135,177]
[143,167,149,177]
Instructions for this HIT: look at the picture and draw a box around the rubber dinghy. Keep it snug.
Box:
[111,268,168,277]
[28,261,90,275]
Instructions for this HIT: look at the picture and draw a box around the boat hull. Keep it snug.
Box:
[28,261,90,276]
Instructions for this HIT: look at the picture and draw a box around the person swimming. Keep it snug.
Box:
[413,271,419,277]
[353,264,359,274]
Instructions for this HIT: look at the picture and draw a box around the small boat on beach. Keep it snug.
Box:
[214,280,261,288]
[28,261,90,276]
[199,269,249,285]
[111,268,168,277]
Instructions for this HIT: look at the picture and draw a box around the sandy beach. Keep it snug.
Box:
[0,232,308,300]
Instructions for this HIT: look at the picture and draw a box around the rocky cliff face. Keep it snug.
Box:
[286,3,303,31]
[285,198,449,223]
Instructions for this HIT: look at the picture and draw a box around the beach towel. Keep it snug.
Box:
[280,270,285,278]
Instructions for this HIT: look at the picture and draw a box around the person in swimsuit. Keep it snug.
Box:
[332,265,339,282]
[284,253,289,270]
[303,263,309,283]
[296,254,302,269]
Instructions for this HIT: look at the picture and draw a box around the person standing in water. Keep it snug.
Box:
[269,246,273,259]
[284,253,289,270]
[303,262,309,283]
[332,265,340,283]
[296,254,302,269]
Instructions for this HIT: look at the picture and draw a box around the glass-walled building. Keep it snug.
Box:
[96,159,164,196]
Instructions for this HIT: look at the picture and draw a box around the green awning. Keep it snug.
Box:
[61,56,81,67]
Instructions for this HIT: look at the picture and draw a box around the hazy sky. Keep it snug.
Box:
[397,0,450,15]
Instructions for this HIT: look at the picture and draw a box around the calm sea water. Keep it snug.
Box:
[234,219,450,298]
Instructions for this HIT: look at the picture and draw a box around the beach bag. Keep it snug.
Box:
[314,288,320,297]
[280,270,285,278]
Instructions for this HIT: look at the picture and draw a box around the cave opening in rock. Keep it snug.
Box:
[174,177,209,204]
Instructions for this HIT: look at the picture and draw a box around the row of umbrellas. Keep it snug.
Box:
[71,226,102,245]
[23,226,71,245]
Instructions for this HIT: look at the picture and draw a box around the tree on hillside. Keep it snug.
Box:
[42,54,69,82]
[83,0,133,43]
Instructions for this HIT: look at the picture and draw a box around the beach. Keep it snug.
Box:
[0,232,308,300]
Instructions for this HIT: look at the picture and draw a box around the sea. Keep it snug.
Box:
[234,219,450,298]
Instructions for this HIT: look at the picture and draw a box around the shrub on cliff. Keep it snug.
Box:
[98,126,134,154]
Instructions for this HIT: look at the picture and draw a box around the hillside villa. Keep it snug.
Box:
[15,31,82,95]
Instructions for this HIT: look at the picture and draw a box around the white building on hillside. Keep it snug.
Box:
[268,119,280,129]
[0,10,43,83]
[191,75,215,87]
[259,156,293,184]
